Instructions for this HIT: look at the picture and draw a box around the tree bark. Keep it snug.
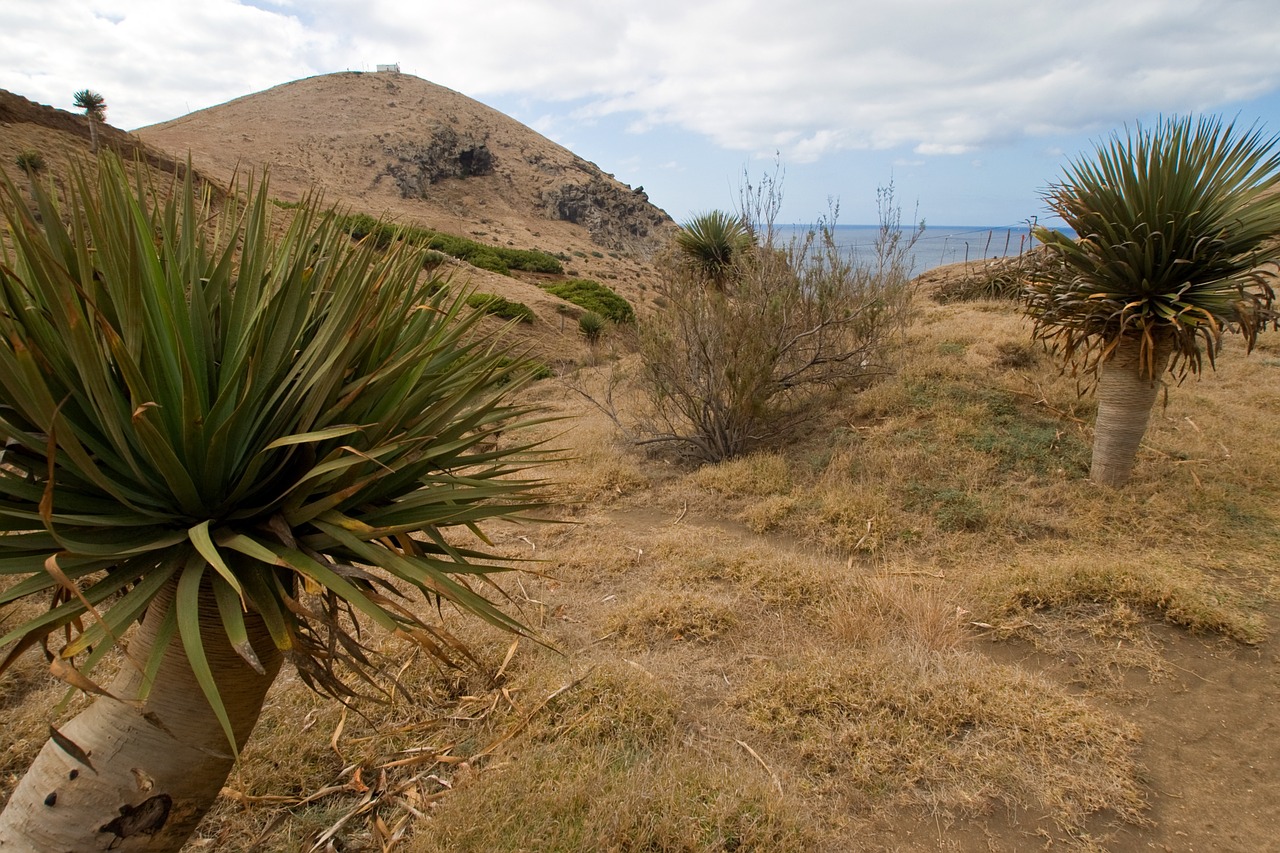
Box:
[0,579,282,852]
[1090,334,1172,487]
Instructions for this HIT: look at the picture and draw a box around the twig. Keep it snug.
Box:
[1011,384,1090,426]
[734,739,783,795]
[244,810,289,851]
[470,667,596,761]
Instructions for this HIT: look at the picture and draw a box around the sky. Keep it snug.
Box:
[4,0,1280,229]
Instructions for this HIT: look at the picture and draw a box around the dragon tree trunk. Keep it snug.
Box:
[0,579,281,852]
[1090,334,1173,487]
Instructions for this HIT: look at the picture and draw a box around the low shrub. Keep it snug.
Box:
[339,214,564,275]
[932,247,1061,303]
[467,293,536,323]
[578,311,605,343]
[543,279,635,324]
[638,175,916,462]
[14,151,45,174]
[495,356,554,383]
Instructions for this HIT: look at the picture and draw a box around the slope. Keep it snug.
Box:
[136,71,672,285]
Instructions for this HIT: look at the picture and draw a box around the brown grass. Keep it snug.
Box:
[4,283,1278,852]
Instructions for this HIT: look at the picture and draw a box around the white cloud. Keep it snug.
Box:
[3,0,1279,165]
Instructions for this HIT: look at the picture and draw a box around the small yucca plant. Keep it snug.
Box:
[0,155,554,849]
[72,89,107,152]
[675,210,753,286]
[13,150,44,174]
[1027,115,1280,485]
[578,310,606,343]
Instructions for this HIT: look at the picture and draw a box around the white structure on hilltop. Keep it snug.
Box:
[376,63,400,73]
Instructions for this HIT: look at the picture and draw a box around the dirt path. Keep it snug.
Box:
[1099,628,1277,852]
[978,618,1278,852]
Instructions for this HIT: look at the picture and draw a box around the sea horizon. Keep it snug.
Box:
[775,223,1073,275]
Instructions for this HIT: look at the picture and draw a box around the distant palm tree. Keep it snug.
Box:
[675,210,753,287]
[72,89,107,152]
[1026,115,1280,486]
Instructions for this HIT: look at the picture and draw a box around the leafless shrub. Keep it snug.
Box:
[637,171,919,462]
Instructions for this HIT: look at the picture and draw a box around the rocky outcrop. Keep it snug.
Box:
[542,175,671,253]
[377,126,495,198]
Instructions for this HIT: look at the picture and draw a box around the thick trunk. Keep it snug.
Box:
[1090,335,1172,487]
[0,579,282,852]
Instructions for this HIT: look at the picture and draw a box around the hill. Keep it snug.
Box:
[136,71,672,286]
[3,74,674,365]
[0,88,210,190]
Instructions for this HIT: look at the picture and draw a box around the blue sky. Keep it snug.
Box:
[4,0,1280,228]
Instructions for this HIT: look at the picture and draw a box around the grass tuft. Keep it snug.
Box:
[732,646,1146,826]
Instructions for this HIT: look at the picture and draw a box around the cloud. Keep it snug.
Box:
[305,0,1280,161]
[0,0,331,128]
[3,0,1279,157]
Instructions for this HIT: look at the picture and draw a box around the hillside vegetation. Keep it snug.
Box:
[7,274,1272,850]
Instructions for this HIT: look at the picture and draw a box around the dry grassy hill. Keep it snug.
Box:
[0,88,213,195]
[138,71,671,258]
[136,71,672,354]
[3,74,675,366]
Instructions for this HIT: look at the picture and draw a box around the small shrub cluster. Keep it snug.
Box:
[932,246,1061,303]
[341,213,563,275]
[542,278,635,324]
[466,292,536,323]
[14,150,45,173]
[495,356,554,383]
[578,311,605,343]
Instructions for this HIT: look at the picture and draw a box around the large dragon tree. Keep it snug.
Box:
[1027,115,1280,486]
[0,155,553,850]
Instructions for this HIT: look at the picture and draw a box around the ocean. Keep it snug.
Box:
[773,223,1065,276]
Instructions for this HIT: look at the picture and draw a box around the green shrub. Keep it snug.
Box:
[503,248,565,274]
[496,356,554,383]
[14,150,45,174]
[467,293,536,323]
[423,249,448,270]
[344,213,395,248]
[338,214,564,275]
[543,279,635,324]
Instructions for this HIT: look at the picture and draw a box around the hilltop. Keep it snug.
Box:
[137,71,672,283]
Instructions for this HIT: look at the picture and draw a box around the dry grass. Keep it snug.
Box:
[732,647,1145,825]
[3,283,1277,852]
